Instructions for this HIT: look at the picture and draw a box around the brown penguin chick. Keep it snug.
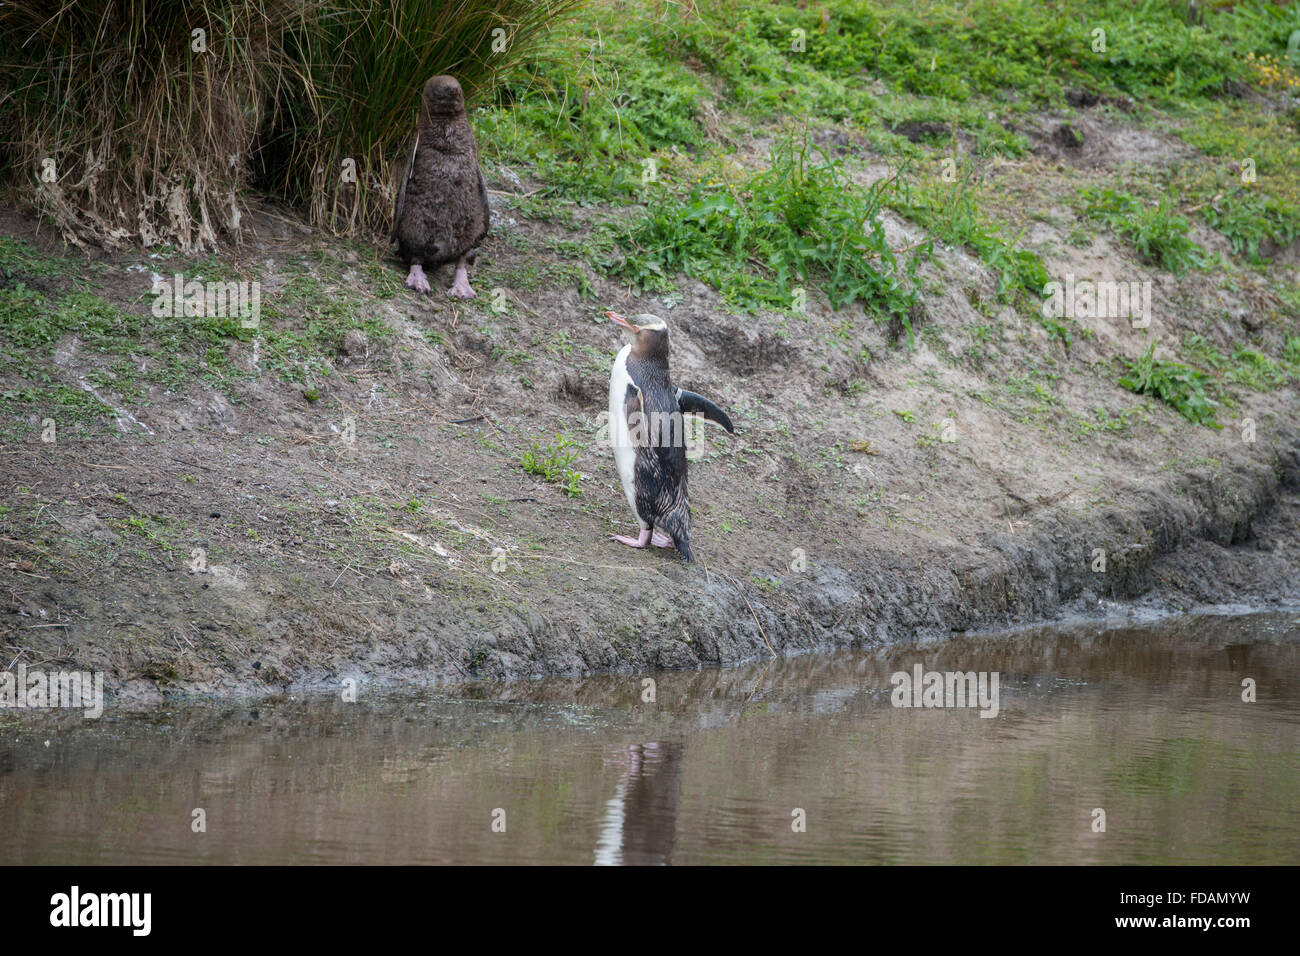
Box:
[393,75,489,298]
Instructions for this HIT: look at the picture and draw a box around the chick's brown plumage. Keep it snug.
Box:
[394,75,489,272]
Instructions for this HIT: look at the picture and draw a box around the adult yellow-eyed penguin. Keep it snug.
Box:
[607,311,734,562]
[393,75,489,298]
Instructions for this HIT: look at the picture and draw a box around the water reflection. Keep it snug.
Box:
[1,610,1297,864]
[595,741,683,865]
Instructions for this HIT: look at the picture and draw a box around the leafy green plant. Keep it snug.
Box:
[1181,332,1229,372]
[984,233,1050,305]
[1200,188,1300,264]
[1080,188,1202,275]
[1119,341,1221,428]
[1184,334,1294,389]
[521,432,582,496]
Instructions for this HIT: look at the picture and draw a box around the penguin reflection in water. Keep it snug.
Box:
[607,311,734,562]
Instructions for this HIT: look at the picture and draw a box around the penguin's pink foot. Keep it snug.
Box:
[611,528,652,548]
[405,264,431,294]
[651,531,674,548]
[447,259,476,299]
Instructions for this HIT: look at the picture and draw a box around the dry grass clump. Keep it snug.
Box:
[0,0,583,249]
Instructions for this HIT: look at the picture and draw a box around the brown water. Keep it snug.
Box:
[2,611,1298,865]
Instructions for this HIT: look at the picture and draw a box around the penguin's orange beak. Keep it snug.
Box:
[606,310,638,333]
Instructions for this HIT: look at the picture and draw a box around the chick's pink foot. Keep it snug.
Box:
[651,531,673,548]
[405,264,431,294]
[447,260,476,299]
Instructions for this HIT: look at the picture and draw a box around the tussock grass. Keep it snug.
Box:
[0,0,583,249]
[0,1,295,249]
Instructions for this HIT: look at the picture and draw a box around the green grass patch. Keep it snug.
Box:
[1079,186,1203,275]
[0,383,115,441]
[613,137,922,327]
[1181,332,1229,372]
[0,236,68,278]
[1199,186,1300,264]
[1174,97,1300,263]
[0,243,399,415]
[1284,335,1300,368]
[1227,345,1288,390]
[1182,332,1295,391]
[257,270,396,385]
[1119,341,1221,428]
[888,162,1048,306]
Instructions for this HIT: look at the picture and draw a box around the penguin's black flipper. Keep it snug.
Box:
[675,388,734,433]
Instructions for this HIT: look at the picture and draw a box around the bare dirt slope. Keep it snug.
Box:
[3,110,1299,706]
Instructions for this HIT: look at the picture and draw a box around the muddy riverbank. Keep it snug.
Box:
[5,324,1298,707]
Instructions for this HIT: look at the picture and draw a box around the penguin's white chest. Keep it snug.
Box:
[609,345,643,526]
